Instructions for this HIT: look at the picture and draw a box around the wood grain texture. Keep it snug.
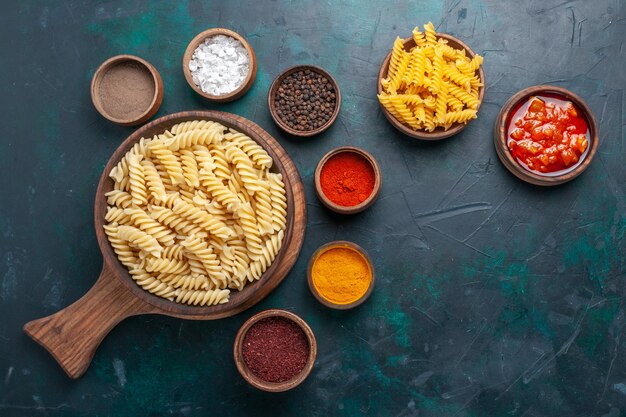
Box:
[268,65,341,137]
[313,146,382,215]
[377,33,485,140]
[23,110,306,377]
[233,309,317,392]
[493,85,599,186]
[23,265,156,379]
[90,54,164,126]
[182,28,257,102]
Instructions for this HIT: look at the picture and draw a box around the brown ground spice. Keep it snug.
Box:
[98,61,155,120]
[242,317,309,383]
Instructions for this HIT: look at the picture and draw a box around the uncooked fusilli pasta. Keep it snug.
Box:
[104,120,288,306]
[378,22,483,132]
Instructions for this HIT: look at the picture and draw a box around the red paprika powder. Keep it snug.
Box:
[320,152,375,207]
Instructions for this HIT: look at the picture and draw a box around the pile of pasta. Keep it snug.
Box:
[378,22,484,132]
[103,120,287,306]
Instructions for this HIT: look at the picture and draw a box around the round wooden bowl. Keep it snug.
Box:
[234,309,317,392]
[314,147,381,214]
[377,33,485,140]
[494,85,599,186]
[307,241,375,310]
[268,65,341,137]
[91,54,163,126]
[23,111,306,379]
[182,28,257,102]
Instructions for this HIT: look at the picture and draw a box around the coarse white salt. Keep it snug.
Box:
[189,34,250,96]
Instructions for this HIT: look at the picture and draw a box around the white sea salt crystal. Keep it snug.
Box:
[189,34,250,96]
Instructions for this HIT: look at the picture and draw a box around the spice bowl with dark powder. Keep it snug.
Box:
[268,65,341,137]
[234,309,317,392]
[91,55,163,126]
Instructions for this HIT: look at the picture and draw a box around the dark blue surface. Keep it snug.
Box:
[1,1,625,416]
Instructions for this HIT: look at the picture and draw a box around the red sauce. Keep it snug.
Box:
[507,94,589,174]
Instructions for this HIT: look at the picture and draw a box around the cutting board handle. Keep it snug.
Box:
[23,264,154,378]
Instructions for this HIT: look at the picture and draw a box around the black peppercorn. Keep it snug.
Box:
[274,68,337,132]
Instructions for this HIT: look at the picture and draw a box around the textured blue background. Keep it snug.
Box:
[1,1,625,416]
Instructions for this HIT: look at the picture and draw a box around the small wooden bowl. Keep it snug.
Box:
[494,85,599,186]
[268,65,341,137]
[307,241,375,310]
[377,33,485,140]
[91,54,163,126]
[182,28,257,102]
[314,146,381,214]
[233,309,317,392]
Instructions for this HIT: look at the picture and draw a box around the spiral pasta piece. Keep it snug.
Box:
[181,238,227,289]
[412,27,427,47]
[199,170,240,212]
[105,190,133,208]
[236,203,264,260]
[443,63,472,92]
[225,130,273,169]
[149,140,185,186]
[447,96,465,112]
[162,244,186,260]
[172,198,235,240]
[162,274,209,290]
[429,48,445,95]
[435,82,448,124]
[424,22,437,45]
[386,37,406,86]
[170,120,219,135]
[267,173,287,232]
[105,207,131,225]
[116,225,163,258]
[174,288,230,306]
[146,257,190,275]
[166,125,225,152]
[127,154,148,206]
[179,149,200,188]
[141,158,167,202]
[457,54,483,75]
[225,146,265,195]
[402,48,426,88]
[448,84,480,109]
[149,205,208,238]
[246,230,284,281]
[103,225,138,268]
[443,109,477,126]
[251,181,274,236]
[129,266,177,299]
[208,145,231,181]
[124,208,176,247]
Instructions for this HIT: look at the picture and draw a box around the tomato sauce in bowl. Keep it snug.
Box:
[506,94,590,176]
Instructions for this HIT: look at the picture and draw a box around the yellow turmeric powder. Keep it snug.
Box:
[311,246,372,305]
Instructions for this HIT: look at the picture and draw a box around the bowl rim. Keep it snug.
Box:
[493,85,599,186]
[233,309,317,392]
[268,64,342,137]
[314,146,382,214]
[377,33,485,140]
[94,111,302,317]
[306,240,375,310]
[182,28,257,102]
[90,54,163,126]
